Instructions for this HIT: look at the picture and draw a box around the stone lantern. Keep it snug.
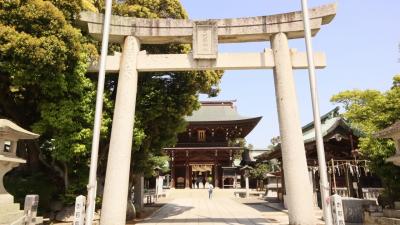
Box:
[371,122,400,225]
[154,166,161,177]
[154,166,162,202]
[240,165,252,198]
[375,121,400,166]
[0,119,39,224]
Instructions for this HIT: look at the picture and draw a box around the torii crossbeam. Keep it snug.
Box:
[78,3,336,225]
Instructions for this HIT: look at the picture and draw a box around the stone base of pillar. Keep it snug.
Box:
[0,194,25,225]
[0,193,13,204]
[283,195,288,209]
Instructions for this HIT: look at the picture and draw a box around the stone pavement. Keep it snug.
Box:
[135,189,303,225]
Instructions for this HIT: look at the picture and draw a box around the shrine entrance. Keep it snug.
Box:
[174,163,218,189]
[191,164,213,189]
[165,100,261,189]
[79,3,337,225]
[166,146,239,189]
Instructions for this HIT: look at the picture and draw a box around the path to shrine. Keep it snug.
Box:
[134,189,297,225]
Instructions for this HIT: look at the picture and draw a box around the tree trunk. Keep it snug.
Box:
[63,162,69,190]
[134,173,144,213]
[26,140,41,172]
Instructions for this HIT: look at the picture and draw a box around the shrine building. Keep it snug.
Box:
[257,107,382,204]
[164,101,261,189]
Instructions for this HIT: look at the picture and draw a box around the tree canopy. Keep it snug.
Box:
[331,75,400,206]
[249,163,270,180]
[0,0,223,208]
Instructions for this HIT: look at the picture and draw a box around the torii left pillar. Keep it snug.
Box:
[100,36,140,225]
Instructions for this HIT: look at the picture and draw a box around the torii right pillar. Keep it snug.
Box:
[272,32,316,225]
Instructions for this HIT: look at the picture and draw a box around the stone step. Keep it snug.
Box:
[370,212,384,217]
[34,216,44,224]
[0,210,24,224]
[0,194,14,205]
[383,209,400,219]
[376,216,400,225]
[0,202,20,213]
[0,216,45,225]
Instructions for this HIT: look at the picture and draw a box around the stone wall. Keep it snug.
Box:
[341,198,376,223]
[364,211,400,225]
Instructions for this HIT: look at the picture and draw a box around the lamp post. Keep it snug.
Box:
[351,149,360,198]
[301,0,333,224]
[240,165,252,198]
[154,166,161,202]
[85,0,112,224]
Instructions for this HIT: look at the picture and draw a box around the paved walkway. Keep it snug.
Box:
[136,189,287,225]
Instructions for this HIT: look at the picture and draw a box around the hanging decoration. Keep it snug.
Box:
[191,164,213,172]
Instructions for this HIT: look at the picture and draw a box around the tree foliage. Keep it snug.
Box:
[0,0,104,190]
[0,0,223,207]
[331,75,400,206]
[249,163,270,180]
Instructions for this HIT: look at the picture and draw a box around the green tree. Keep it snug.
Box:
[0,0,102,192]
[249,163,270,180]
[331,75,400,207]
[0,0,223,209]
[249,163,270,191]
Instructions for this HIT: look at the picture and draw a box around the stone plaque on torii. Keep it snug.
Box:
[78,3,336,225]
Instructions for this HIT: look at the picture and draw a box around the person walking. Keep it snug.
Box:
[208,183,214,199]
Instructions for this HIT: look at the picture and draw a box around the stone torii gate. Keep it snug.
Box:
[79,3,336,225]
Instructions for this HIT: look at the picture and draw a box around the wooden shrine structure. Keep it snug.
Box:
[164,101,261,189]
[257,107,383,203]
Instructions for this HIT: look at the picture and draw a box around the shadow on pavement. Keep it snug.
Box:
[243,202,284,212]
[140,217,275,224]
[147,203,193,219]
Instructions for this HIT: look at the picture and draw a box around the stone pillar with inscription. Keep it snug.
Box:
[24,195,40,225]
[74,195,86,225]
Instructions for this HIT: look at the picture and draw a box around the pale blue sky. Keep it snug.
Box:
[180,0,400,149]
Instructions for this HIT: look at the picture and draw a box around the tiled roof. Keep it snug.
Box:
[375,121,400,138]
[256,107,360,160]
[186,101,261,123]
[300,107,359,143]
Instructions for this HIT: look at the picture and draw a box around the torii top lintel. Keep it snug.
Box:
[78,3,336,44]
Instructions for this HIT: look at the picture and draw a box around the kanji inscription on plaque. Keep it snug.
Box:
[193,21,218,59]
